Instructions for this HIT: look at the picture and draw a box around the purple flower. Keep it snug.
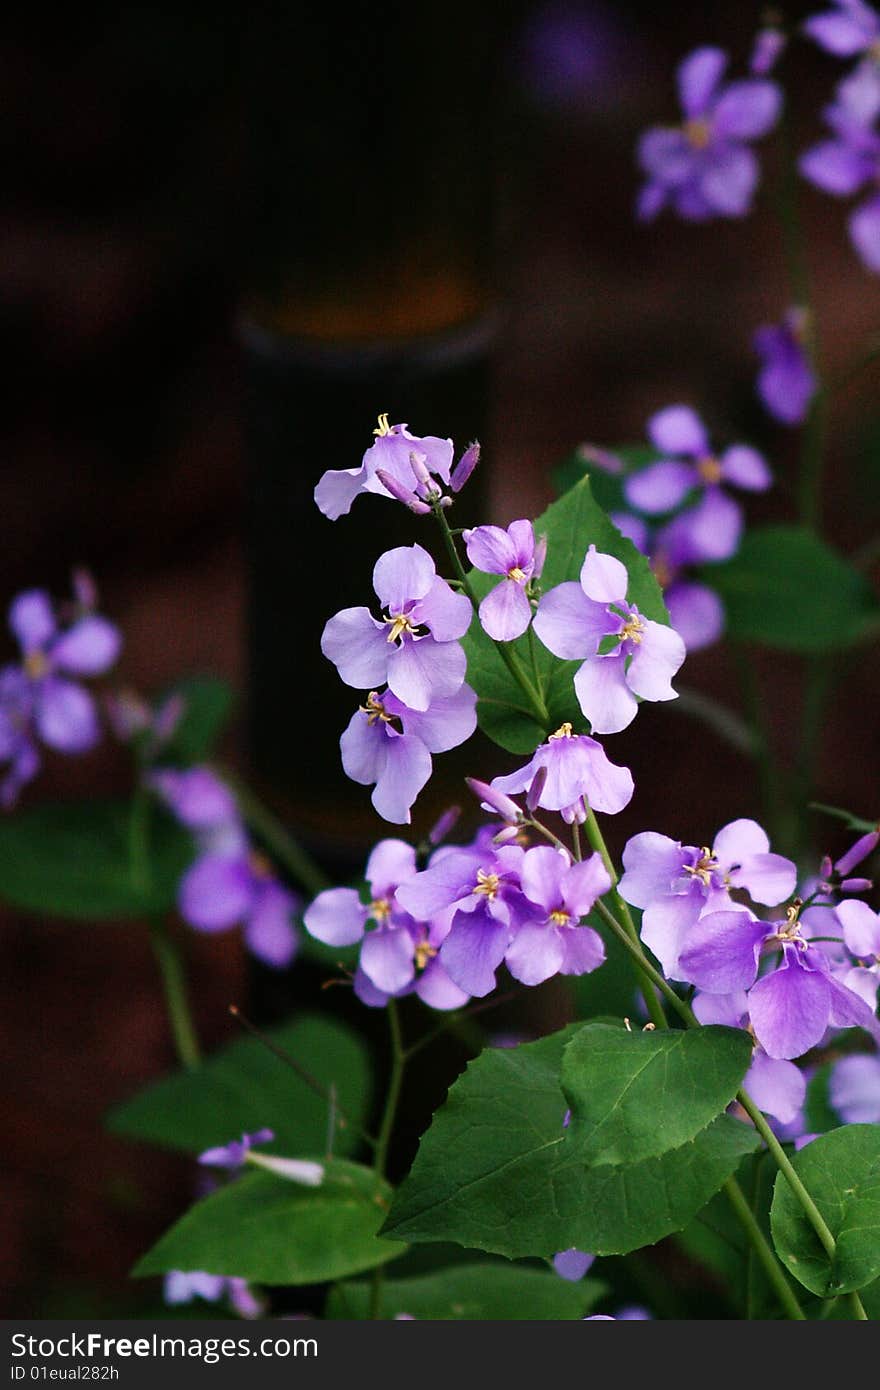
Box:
[534,546,686,734]
[803,1,880,57]
[753,308,817,425]
[464,520,544,641]
[553,1249,595,1281]
[504,846,609,986]
[149,766,239,831]
[830,1053,880,1122]
[340,684,477,824]
[637,46,781,222]
[164,1271,264,1319]
[800,61,880,272]
[198,1128,275,1170]
[744,1048,807,1124]
[613,511,724,653]
[321,544,471,711]
[0,581,121,805]
[314,416,454,520]
[180,841,300,968]
[491,722,634,820]
[620,819,797,978]
[303,837,468,1011]
[625,405,771,522]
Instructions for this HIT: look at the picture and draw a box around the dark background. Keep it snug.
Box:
[2,2,879,1316]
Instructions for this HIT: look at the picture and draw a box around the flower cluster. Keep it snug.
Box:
[0,574,121,806]
[314,415,477,521]
[621,819,880,1068]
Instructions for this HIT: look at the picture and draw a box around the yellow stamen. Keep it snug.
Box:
[683,848,719,886]
[24,651,49,680]
[549,722,573,740]
[619,614,645,645]
[697,455,724,485]
[414,940,437,971]
[373,412,392,436]
[369,897,392,922]
[386,613,416,644]
[360,692,395,725]
[473,868,501,899]
[684,117,711,149]
[549,909,570,926]
[507,566,527,584]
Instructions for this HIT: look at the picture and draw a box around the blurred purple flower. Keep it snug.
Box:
[800,61,880,272]
[803,1,880,56]
[198,1128,275,1170]
[637,46,781,222]
[754,308,817,425]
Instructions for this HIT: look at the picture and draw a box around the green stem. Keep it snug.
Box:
[721,1176,805,1320]
[849,1291,869,1321]
[593,898,692,1027]
[583,808,667,1030]
[370,1001,407,1320]
[149,918,201,1070]
[432,503,550,727]
[218,769,331,897]
[128,786,151,897]
[736,1091,837,1260]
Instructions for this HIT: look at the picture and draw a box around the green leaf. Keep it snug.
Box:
[770,1124,880,1296]
[325,1261,607,1320]
[382,1028,759,1258]
[461,475,669,754]
[706,525,879,652]
[134,1159,401,1285]
[561,1022,753,1166]
[107,1014,371,1159]
[159,676,235,763]
[0,800,192,920]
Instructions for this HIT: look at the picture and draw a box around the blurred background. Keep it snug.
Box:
[2,0,879,1316]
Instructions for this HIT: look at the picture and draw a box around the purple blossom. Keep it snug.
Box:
[164,1271,263,1319]
[314,417,454,520]
[321,544,471,711]
[303,837,470,1011]
[753,308,817,425]
[198,1128,275,1170]
[503,846,609,987]
[803,1,880,57]
[149,766,239,831]
[340,684,477,824]
[619,819,797,978]
[464,520,544,642]
[491,722,634,820]
[553,1249,595,1281]
[533,546,686,734]
[830,1052,880,1122]
[0,580,121,805]
[615,510,724,653]
[800,61,880,272]
[625,406,770,524]
[637,46,782,222]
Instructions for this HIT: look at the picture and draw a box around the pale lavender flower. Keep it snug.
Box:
[314,417,454,520]
[753,308,817,425]
[340,684,477,825]
[464,520,544,641]
[0,580,121,805]
[491,722,634,819]
[614,510,725,653]
[830,1052,880,1122]
[504,845,609,986]
[803,1,880,56]
[637,46,782,222]
[800,61,880,271]
[534,546,685,734]
[321,543,471,712]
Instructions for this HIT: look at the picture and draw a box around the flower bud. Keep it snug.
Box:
[526,764,548,812]
[835,832,879,876]
[466,777,520,823]
[840,877,873,894]
[428,805,460,845]
[450,440,480,492]
[375,468,432,514]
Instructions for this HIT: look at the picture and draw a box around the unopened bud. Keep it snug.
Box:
[840,877,873,894]
[450,440,480,493]
[526,764,548,812]
[153,692,186,746]
[819,855,833,881]
[71,566,99,611]
[575,443,623,475]
[466,777,520,823]
[493,823,522,844]
[428,804,460,845]
[835,831,879,876]
[533,533,548,579]
[408,450,433,489]
[375,468,432,514]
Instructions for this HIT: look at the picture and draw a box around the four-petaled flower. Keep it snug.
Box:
[534,546,685,734]
[464,520,545,641]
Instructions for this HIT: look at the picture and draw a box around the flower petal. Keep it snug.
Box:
[479,580,532,642]
[711,80,781,140]
[439,907,510,997]
[34,678,99,753]
[303,887,367,946]
[51,617,121,676]
[321,608,389,689]
[665,581,724,651]
[372,544,436,611]
[624,460,696,514]
[534,583,615,660]
[720,444,772,492]
[387,635,466,711]
[625,619,685,702]
[245,884,299,967]
[748,950,832,1059]
[360,926,416,994]
[574,656,638,734]
[9,591,55,653]
[505,922,566,985]
[579,546,629,604]
[677,46,727,118]
[744,1051,806,1124]
[372,733,432,824]
[678,910,770,992]
[700,144,759,217]
[179,854,252,932]
[412,576,472,641]
[647,404,708,457]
